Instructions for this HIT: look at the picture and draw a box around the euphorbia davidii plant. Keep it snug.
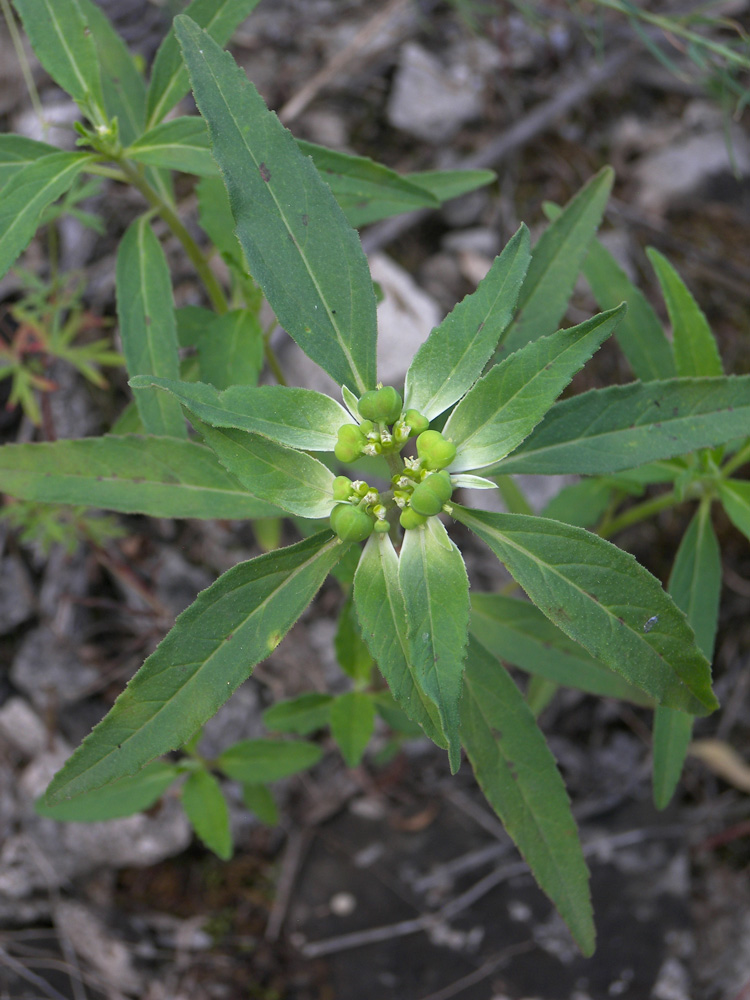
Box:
[3,1,749,957]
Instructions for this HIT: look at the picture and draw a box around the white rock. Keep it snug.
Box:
[54,900,143,994]
[0,697,49,758]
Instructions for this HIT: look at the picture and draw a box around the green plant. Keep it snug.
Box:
[1,0,748,958]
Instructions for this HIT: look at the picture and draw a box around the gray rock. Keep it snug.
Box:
[0,554,35,634]
[54,900,143,994]
[11,625,99,712]
[198,681,265,759]
[0,697,49,759]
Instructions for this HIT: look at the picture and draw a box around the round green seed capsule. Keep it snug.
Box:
[330,504,374,543]
[373,519,391,533]
[399,507,428,530]
[334,424,365,463]
[416,430,457,471]
[332,476,353,500]
[403,409,429,436]
[410,470,453,516]
[358,386,403,424]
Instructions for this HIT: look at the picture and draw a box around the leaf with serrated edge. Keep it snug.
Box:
[45,531,344,803]
[182,769,232,859]
[130,377,352,452]
[444,306,624,473]
[0,136,57,193]
[398,518,470,771]
[453,506,718,715]
[653,504,721,809]
[117,218,186,438]
[488,376,750,476]
[404,225,530,421]
[35,761,178,822]
[126,117,216,176]
[502,167,613,352]
[470,593,653,705]
[0,152,94,281]
[175,16,377,392]
[461,637,594,955]
[354,533,449,749]
[194,421,336,518]
[0,435,277,519]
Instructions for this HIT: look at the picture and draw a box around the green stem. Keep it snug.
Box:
[118,161,229,315]
[264,341,287,386]
[722,440,750,478]
[597,489,679,539]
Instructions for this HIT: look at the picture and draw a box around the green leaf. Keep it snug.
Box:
[77,0,146,145]
[398,518,470,772]
[126,116,216,176]
[130,378,351,452]
[195,310,264,389]
[404,225,531,421]
[653,504,721,809]
[444,305,624,473]
[263,693,334,735]
[470,593,653,705]
[13,0,105,119]
[116,218,186,438]
[490,376,750,475]
[196,175,243,259]
[543,202,675,382]
[453,505,718,715]
[35,761,177,822]
[461,637,594,956]
[181,769,232,860]
[0,135,56,193]
[0,435,278,518]
[0,151,94,281]
[145,0,264,128]
[194,421,336,518]
[371,690,424,739]
[718,479,750,542]
[647,248,723,378]
[353,533,449,750]
[330,692,376,767]
[175,16,377,393]
[502,167,613,351]
[406,168,496,203]
[334,595,374,684]
[296,140,439,227]
[45,531,343,804]
[541,478,620,529]
[241,783,278,825]
[218,738,323,783]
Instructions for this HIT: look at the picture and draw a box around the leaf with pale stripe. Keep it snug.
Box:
[0,136,56,193]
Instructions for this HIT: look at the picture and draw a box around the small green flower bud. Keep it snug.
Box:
[358,386,403,424]
[359,420,374,436]
[332,476,353,500]
[330,503,374,543]
[373,519,391,533]
[416,430,457,471]
[410,470,453,516]
[400,508,427,530]
[334,424,365,463]
[404,409,429,436]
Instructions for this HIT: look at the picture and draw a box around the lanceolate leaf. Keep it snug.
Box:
[501,167,613,352]
[330,692,376,768]
[126,117,216,176]
[35,761,178,822]
[461,638,594,956]
[353,533,449,749]
[45,531,344,803]
[13,0,105,119]
[217,738,323,782]
[263,694,334,735]
[0,135,56,193]
[130,377,352,452]
[0,435,278,519]
[647,248,723,378]
[489,376,750,476]
[194,421,336,518]
[398,519,470,771]
[145,0,264,128]
[470,593,653,705]
[444,305,624,473]
[175,16,377,393]
[181,769,232,859]
[406,168,496,204]
[453,506,718,715]
[0,152,94,281]
[718,479,750,543]
[116,218,186,438]
[195,310,264,389]
[404,225,531,421]
[653,504,721,809]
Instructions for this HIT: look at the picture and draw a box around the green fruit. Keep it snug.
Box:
[332,476,353,500]
[403,409,429,435]
[416,430,457,470]
[399,508,427,530]
[410,470,452,516]
[330,504,374,543]
[373,519,390,533]
[334,424,364,463]
[358,386,403,424]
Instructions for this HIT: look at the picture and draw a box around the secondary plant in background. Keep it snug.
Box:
[0,0,748,957]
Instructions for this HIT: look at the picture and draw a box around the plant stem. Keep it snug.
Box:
[723,440,750,478]
[598,489,679,539]
[118,161,229,315]
[264,341,287,386]
[1,0,45,130]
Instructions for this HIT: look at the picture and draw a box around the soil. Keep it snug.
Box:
[1,2,750,999]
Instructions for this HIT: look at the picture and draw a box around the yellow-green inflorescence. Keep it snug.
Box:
[329,386,455,542]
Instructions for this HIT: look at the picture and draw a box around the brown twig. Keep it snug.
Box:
[265,828,314,942]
